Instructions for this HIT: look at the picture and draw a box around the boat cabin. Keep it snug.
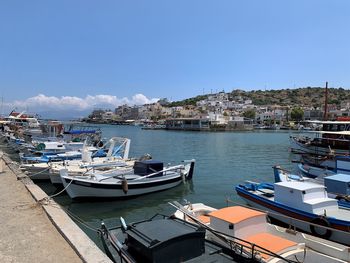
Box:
[209,206,267,239]
[324,174,350,196]
[133,160,164,177]
[274,181,338,214]
[208,206,302,260]
[335,156,350,174]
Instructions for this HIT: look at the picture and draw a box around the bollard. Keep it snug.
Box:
[0,159,3,173]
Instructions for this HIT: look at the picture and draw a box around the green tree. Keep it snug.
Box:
[242,109,256,119]
[290,107,304,121]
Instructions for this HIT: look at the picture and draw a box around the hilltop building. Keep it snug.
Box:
[85,88,350,128]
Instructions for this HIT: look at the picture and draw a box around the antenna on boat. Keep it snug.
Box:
[0,96,3,118]
[120,217,128,232]
[323,82,328,121]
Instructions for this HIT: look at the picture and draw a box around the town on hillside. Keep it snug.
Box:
[84,87,350,131]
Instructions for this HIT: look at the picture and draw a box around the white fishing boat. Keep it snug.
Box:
[296,155,350,179]
[48,137,133,185]
[60,159,195,200]
[20,137,131,181]
[172,202,350,263]
[290,120,350,156]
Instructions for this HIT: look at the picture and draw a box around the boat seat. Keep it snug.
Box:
[197,215,210,224]
[187,214,211,224]
[244,232,302,260]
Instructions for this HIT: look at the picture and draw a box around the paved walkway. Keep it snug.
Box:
[0,161,82,263]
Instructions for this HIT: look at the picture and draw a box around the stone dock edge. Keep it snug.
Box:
[1,154,112,263]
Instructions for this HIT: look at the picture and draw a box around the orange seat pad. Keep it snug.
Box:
[197,214,210,224]
[244,232,297,259]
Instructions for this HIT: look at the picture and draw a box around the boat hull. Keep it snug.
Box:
[290,136,350,156]
[297,163,335,179]
[20,165,51,180]
[62,174,184,199]
[49,172,62,186]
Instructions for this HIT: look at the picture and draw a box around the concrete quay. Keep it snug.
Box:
[0,153,112,263]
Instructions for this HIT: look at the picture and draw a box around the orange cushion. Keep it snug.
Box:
[197,214,210,224]
[244,232,297,259]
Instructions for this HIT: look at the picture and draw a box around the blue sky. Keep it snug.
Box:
[0,1,350,116]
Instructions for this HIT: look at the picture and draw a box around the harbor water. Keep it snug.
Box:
[37,125,296,249]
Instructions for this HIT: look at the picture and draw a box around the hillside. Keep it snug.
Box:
[168,87,350,108]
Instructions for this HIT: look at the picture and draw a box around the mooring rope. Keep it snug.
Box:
[24,166,51,177]
[41,201,99,232]
[38,176,75,203]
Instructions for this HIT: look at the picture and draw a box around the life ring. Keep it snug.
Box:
[310,217,332,239]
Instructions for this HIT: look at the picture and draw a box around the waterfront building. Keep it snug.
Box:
[101,111,115,121]
[303,109,324,121]
[165,118,210,131]
[165,116,253,131]
[227,116,254,130]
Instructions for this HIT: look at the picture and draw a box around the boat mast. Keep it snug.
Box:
[323,82,328,121]
[0,96,3,118]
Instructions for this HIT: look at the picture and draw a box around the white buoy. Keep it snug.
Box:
[82,150,92,163]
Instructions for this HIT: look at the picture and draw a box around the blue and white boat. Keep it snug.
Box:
[19,140,106,164]
[20,137,130,181]
[235,180,350,245]
[274,165,350,209]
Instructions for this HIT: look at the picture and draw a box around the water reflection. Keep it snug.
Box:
[30,126,295,247]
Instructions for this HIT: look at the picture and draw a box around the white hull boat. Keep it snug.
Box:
[49,158,135,185]
[60,159,195,200]
[20,137,132,182]
[172,202,350,263]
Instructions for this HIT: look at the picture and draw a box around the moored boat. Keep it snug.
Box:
[235,180,350,245]
[290,122,350,156]
[47,137,133,185]
[20,137,130,181]
[273,165,350,209]
[296,155,350,179]
[98,213,261,263]
[60,159,195,200]
[172,202,350,263]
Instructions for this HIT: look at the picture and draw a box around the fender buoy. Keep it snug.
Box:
[310,217,332,239]
[36,143,46,151]
[97,141,104,148]
[121,178,128,194]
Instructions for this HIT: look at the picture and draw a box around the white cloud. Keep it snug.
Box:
[132,94,159,105]
[3,93,160,113]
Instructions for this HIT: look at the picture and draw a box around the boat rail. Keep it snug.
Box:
[97,164,185,182]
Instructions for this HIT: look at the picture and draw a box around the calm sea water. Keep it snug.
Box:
[38,125,298,249]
